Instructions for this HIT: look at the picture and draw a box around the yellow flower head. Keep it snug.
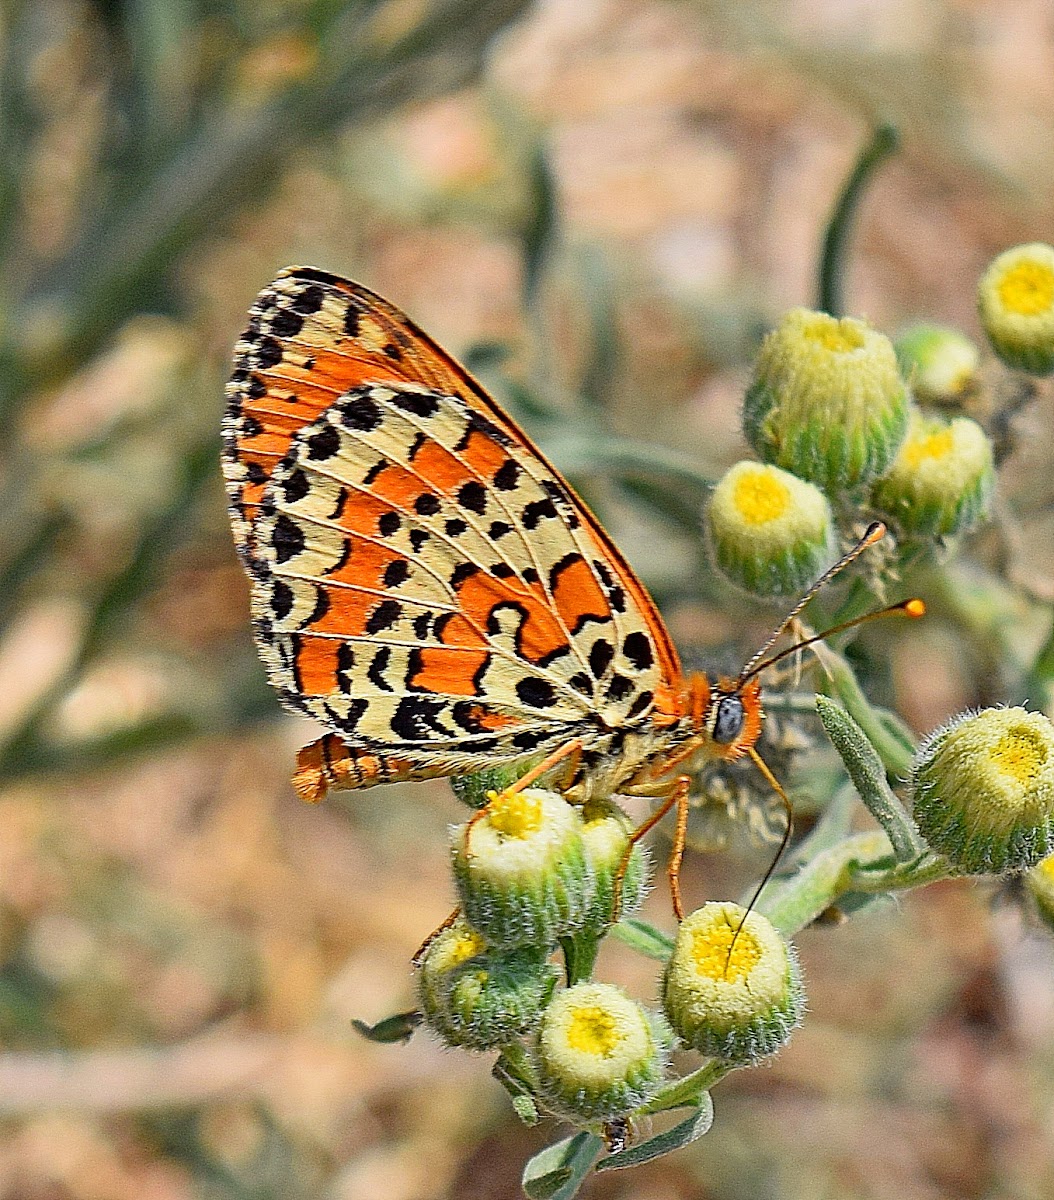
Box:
[418,917,558,1051]
[978,243,1054,375]
[663,902,803,1062]
[743,307,909,493]
[871,408,994,539]
[911,707,1054,874]
[452,789,594,948]
[534,982,670,1120]
[707,461,834,599]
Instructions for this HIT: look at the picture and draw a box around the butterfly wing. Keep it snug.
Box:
[223,268,685,792]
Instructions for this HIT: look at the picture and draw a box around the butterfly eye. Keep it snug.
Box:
[711,694,745,745]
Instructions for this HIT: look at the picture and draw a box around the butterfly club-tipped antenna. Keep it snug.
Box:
[723,522,926,971]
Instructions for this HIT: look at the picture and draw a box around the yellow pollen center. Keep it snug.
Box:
[802,314,866,353]
[902,426,954,469]
[565,1006,622,1056]
[997,260,1054,316]
[690,922,762,982]
[732,470,791,525]
[486,789,544,838]
[1036,855,1054,884]
[988,727,1047,785]
[448,931,487,966]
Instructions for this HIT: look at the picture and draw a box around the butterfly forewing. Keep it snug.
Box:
[225,268,685,785]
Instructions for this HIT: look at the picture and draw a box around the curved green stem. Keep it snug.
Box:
[817,122,899,317]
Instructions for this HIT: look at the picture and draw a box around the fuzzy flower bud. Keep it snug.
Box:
[894,324,981,407]
[743,307,909,493]
[978,242,1054,375]
[1026,853,1054,933]
[452,788,594,948]
[533,982,671,1121]
[579,799,651,933]
[663,902,803,1063]
[707,460,835,598]
[870,408,995,539]
[911,707,1054,875]
[417,918,558,1051]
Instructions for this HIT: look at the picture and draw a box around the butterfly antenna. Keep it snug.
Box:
[724,746,794,972]
[741,597,926,683]
[737,521,888,685]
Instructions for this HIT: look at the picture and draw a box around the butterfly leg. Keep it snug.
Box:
[620,774,691,921]
[412,905,462,968]
[504,738,584,796]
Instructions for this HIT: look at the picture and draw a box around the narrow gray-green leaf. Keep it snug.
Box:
[608,917,675,961]
[815,695,923,861]
[522,1133,602,1200]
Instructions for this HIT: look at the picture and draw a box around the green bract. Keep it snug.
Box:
[911,707,1054,874]
[743,307,909,493]
[418,918,558,1051]
[894,324,980,407]
[578,798,651,933]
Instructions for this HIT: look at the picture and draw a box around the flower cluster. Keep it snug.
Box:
[700,240,1054,600]
[413,781,803,1129]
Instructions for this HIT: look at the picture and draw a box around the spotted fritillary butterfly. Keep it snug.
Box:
[223,267,773,909]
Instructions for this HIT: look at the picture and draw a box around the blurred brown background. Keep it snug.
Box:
[2,1,1054,1197]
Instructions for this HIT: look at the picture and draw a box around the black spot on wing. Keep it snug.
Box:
[341,393,383,432]
[368,646,394,692]
[623,631,654,670]
[515,677,557,709]
[391,696,448,740]
[366,599,402,634]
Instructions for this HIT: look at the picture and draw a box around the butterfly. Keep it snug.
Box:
[222,267,889,915]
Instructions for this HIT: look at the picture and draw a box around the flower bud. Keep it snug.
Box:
[978,242,1054,375]
[707,461,835,598]
[533,982,671,1120]
[1026,853,1054,932]
[911,707,1054,875]
[452,788,594,948]
[579,799,651,933]
[743,307,909,493]
[870,409,994,539]
[894,324,981,407]
[417,918,558,1051]
[662,902,803,1063]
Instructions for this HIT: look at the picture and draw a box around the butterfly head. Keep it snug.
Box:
[687,674,764,762]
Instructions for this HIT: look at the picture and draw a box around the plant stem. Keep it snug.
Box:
[817,122,899,317]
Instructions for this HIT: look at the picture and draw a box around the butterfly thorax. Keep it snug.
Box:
[560,673,764,805]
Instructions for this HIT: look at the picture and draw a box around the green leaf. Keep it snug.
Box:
[522,1133,602,1200]
[608,917,675,961]
[815,695,924,861]
[351,1011,422,1044]
[596,1096,714,1171]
